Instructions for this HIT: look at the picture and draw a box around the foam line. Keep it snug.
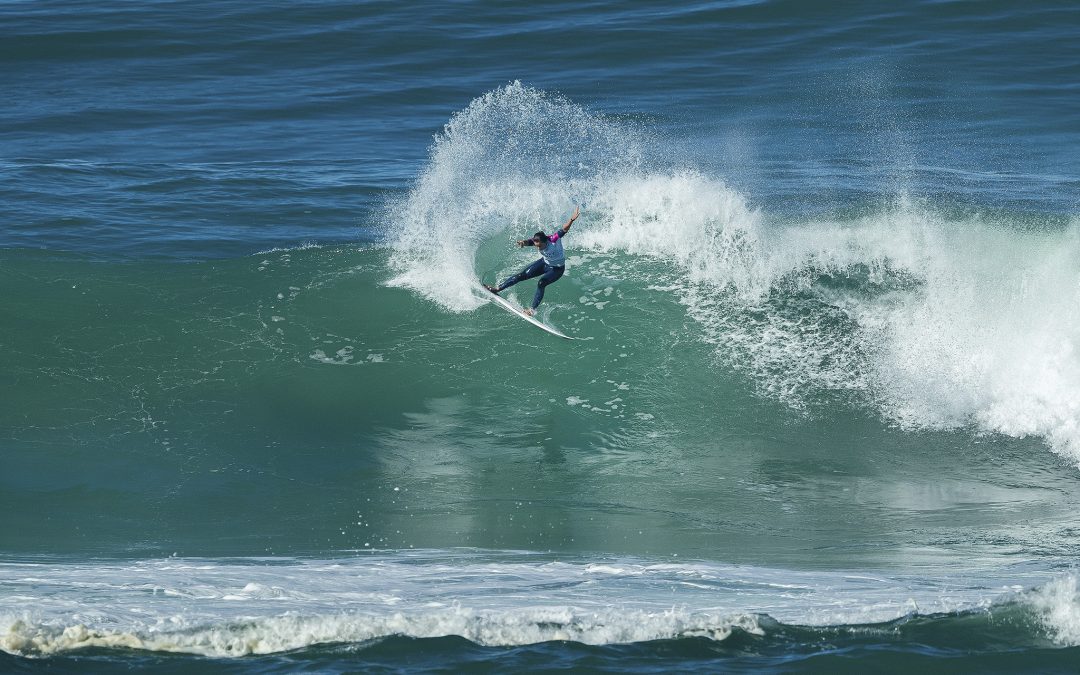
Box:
[1,555,1071,658]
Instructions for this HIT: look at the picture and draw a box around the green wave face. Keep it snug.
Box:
[4,229,1078,569]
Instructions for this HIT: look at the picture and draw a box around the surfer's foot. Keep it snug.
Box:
[523,308,536,317]
[484,285,499,294]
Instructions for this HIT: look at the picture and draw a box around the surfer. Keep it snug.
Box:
[485,206,580,316]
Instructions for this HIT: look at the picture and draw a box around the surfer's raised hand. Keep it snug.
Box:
[561,206,580,234]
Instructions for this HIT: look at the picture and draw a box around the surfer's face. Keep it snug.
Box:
[533,236,546,248]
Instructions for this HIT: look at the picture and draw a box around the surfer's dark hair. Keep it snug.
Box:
[533,231,545,241]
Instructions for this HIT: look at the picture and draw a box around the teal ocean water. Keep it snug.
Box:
[3,1,1080,672]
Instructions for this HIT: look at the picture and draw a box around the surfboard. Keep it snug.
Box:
[481,286,576,340]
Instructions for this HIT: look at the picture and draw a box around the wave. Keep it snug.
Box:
[0,554,1075,659]
[2,608,765,658]
[625,202,1080,462]
[387,83,1080,462]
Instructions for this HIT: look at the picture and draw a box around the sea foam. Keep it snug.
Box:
[600,193,1080,462]
[0,554,1063,658]
[386,81,645,312]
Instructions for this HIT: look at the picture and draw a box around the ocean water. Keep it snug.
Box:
[3,0,1080,672]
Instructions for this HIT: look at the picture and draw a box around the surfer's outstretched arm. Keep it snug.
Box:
[560,206,580,235]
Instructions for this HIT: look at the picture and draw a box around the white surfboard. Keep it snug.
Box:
[482,287,576,340]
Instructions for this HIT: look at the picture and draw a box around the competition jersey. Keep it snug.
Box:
[539,230,566,266]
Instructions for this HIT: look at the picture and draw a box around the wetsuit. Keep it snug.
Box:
[495,230,567,310]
